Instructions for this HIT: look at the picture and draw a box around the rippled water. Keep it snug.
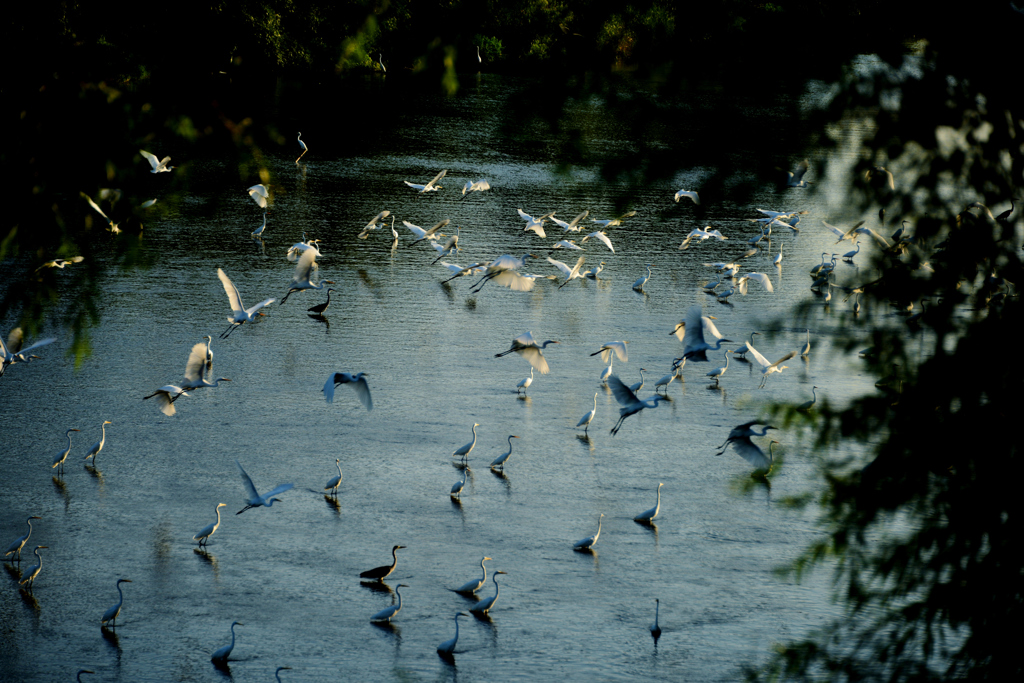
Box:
[2,74,884,681]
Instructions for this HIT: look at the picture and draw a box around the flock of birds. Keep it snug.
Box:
[7,140,959,680]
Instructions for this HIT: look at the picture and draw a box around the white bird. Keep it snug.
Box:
[453,423,480,461]
[634,483,663,524]
[451,465,469,499]
[583,261,606,279]
[490,435,521,470]
[438,612,469,656]
[440,261,487,283]
[592,210,636,228]
[633,264,654,291]
[736,272,774,295]
[404,218,451,245]
[193,503,227,547]
[470,253,538,293]
[518,208,555,237]
[357,210,391,239]
[679,226,728,249]
[454,557,493,594]
[211,621,242,664]
[716,421,777,455]
[182,342,231,390]
[746,344,796,388]
[716,286,736,303]
[573,514,604,550]
[547,255,586,288]
[470,571,507,613]
[252,212,267,238]
[654,366,683,393]
[797,386,819,412]
[823,221,863,243]
[4,516,41,562]
[843,243,861,263]
[674,189,700,204]
[18,546,47,591]
[323,372,373,410]
[706,350,733,385]
[404,169,447,193]
[142,385,190,416]
[577,393,598,434]
[494,331,559,374]
[280,248,333,304]
[773,243,784,266]
[82,193,120,233]
[390,217,399,245]
[51,428,80,475]
[723,437,781,473]
[100,578,132,627]
[217,268,275,338]
[734,332,760,359]
[580,230,615,252]
[324,459,343,496]
[378,53,386,72]
[550,210,590,232]
[140,149,174,173]
[371,584,409,622]
[430,229,461,264]
[551,239,584,250]
[516,368,534,395]
[651,599,662,639]
[800,329,811,357]
[854,225,891,248]
[679,305,731,359]
[608,375,667,435]
[235,460,294,514]
[84,421,113,466]
[36,255,85,271]
[247,184,269,208]
[286,237,320,262]
[461,179,491,195]
[629,367,648,393]
[295,132,308,163]
[784,159,811,187]
[0,328,56,376]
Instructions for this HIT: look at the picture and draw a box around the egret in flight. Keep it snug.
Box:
[679,227,728,249]
[745,344,796,388]
[634,483,663,524]
[361,545,406,581]
[235,460,294,514]
[404,169,447,193]
[404,218,450,245]
[783,159,811,187]
[100,578,132,628]
[608,376,667,435]
[193,503,227,548]
[490,435,521,470]
[550,209,589,232]
[1,328,56,377]
[721,436,780,473]
[371,584,409,622]
[181,342,230,390]
[280,249,333,304]
[592,210,636,228]
[454,557,492,594]
[323,372,372,410]
[679,305,731,359]
[140,149,174,173]
[217,268,275,338]
[580,230,615,252]
[83,421,112,467]
[4,516,41,562]
[18,546,47,591]
[36,255,84,271]
[438,612,469,656]
[52,428,80,475]
[470,253,538,292]
[247,184,269,208]
[674,189,700,204]
[462,179,491,196]
[518,208,555,237]
[495,332,558,374]
[211,621,242,665]
[81,193,120,233]
[716,422,777,455]
[577,394,598,434]
[357,210,391,239]
[142,385,189,416]
[592,342,629,364]
[547,255,586,288]
[470,571,507,614]
[573,514,603,550]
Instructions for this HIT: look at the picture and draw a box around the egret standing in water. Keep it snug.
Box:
[470,571,507,614]
[211,621,242,665]
[452,423,480,462]
[438,612,469,656]
[577,393,598,434]
[453,557,492,595]
[633,264,654,292]
[295,132,308,163]
[193,503,227,548]
[800,329,812,357]
[100,578,132,628]
[650,599,662,640]
[451,465,469,499]
[324,459,343,496]
[634,483,663,524]
[5,516,41,562]
[235,460,294,514]
[18,546,47,591]
[490,435,521,470]
[371,584,409,622]
[706,350,733,385]
[360,545,406,581]
[51,428,80,475]
[516,368,534,395]
[573,514,603,550]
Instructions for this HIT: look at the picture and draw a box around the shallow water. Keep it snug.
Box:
[1,73,886,681]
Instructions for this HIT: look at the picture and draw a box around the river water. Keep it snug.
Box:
[2,72,885,681]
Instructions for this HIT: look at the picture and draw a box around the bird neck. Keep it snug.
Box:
[116,582,125,604]
[229,624,237,647]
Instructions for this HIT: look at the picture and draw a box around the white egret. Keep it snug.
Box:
[390,217,399,245]
[403,218,451,245]
[590,341,628,363]
[323,459,344,497]
[797,386,819,412]
[855,225,891,248]
[592,210,636,228]
[461,179,490,195]
[470,253,538,293]
[280,249,333,304]
[430,229,461,264]
[247,184,269,208]
[100,578,132,627]
[674,189,700,204]
[452,423,480,461]
[608,376,667,435]
[865,165,895,190]
[371,584,409,622]
[490,435,521,470]
[140,149,174,173]
[722,438,781,473]
[843,242,861,263]
[823,220,863,244]
[852,293,861,316]
[470,571,507,614]
[454,557,493,594]
[800,329,811,356]
[52,428,80,475]
[5,516,41,562]
[654,367,682,393]
[679,227,728,249]
[773,244,783,265]
[142,385,189,416]
[211,621,242,664]
[583,261,606,278]
[81,193,120,233]
[573,514,603,550]
[633,264,653,291]
[550,210,590,232]
[18,546,47,591]
[547,255,586,288]
[680,305,731,359]
[629,367,648,393]
[736,272,774,294]
[451,465,469,499]
[516,368,534,395]
[577,394,598,434]
[495,332,559,374]
[706,350,733,385]
[286,237,320,262]
[295,132,308,163]
[438,612,469,656]
[716,286,735,303]
[357,210,391,239]
[307,288,335,315]
[251,212,267,238]
[518,208,555,237]
[651,599,662,639]
[182,342,231,390]
[378,53,386,72]
[323,372,372,410]
[440,261,487,283]
[745,343,796,388]
[634,483,663,523]
[404,169,447,193]
[235,460,294,514]
[600,357,614,383]
[580,230,615,252]
[193,503,226,547]
[83,420,112,466]
[217,268,275,338]
[361,545,406,581]
[716,422,777,455]
[550,239,584,250]
[36,255,84,271]
[734,332,760,359]
[476,44,482,62]
[784,159,811,187]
